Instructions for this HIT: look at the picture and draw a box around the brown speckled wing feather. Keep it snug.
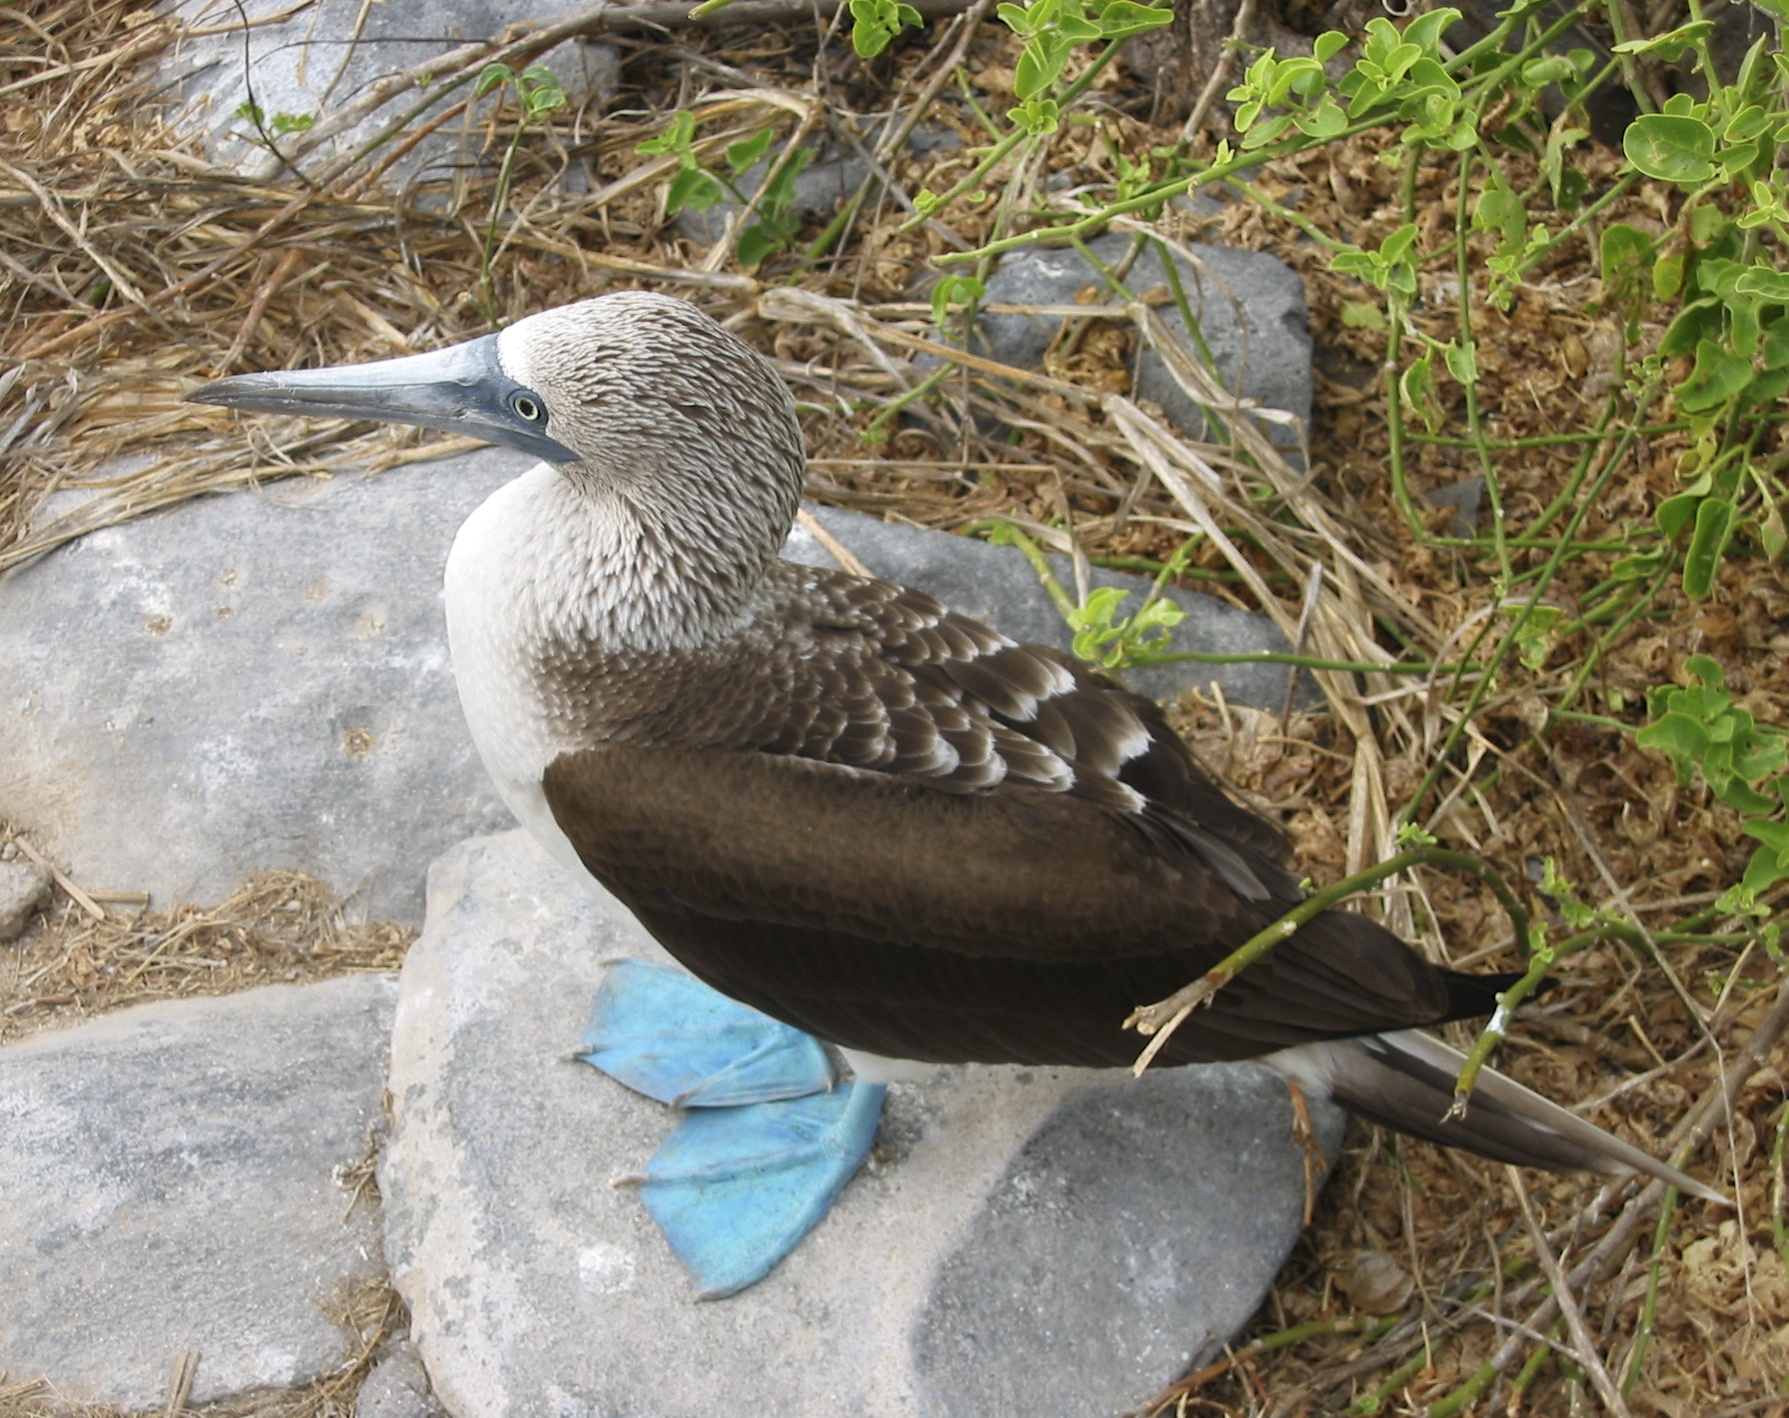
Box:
[540,564,1496,1066]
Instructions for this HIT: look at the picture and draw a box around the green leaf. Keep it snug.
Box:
[1742,842,1789,894]
[1010,94,1060,134]
[638,109,698,159]
[1240,113,1294,149]
[726,129,774,175]
[1683,653,1726,688]
[929,273,985,327]
[475,62,514,98]
[995,1,1035,33]
[1689,202,1728,244]
[734,222,786,269]
[1635,711,1712,763]
[1745,366,1789,407]
[1624,114,1717,184]
[518,65,567,121]
[849,0,922,58]
[1682,495,1737,600]
[1611,19,1712,59]
[1734,266,1789,302]
[1522,55,1578,86]
[1513,604,1562,670]
[1677,338,1754,413]
[1400,8,1460,53]
[666,166,725,214]
[1443,338,1478,385]
[1094,1,1174,39]
[1653,250,1686,300]
[1600,223,1655,331]
[1399,352,1442,433]
[1659,298,1720,358]
[1475,177,1526,245]
[1014,33,1071,99]
[1294,94,1349,139]
[1314,30,1349,63]
[1340,300,1385,330]
[1657,468,1712,539]
[1743,820,1789,857]
[1716,778,1779,815]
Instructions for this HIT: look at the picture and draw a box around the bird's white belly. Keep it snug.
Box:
[443,466,600,883]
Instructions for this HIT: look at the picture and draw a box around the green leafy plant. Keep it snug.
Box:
[473,63,569,317]
[234,103,316,138]
[636,110,814,269]
[928,273,985,332]
[1636,656,1789,907]
[1065,585,1186,670]
[849,0,922,58]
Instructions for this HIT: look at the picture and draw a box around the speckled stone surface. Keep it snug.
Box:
[0,976,397,1408]
[982,234,1312,452]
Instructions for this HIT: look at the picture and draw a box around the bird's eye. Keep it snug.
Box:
[510,391,545,423]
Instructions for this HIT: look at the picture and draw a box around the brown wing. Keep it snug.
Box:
[538,565,1495,1067]
[543,744,1488,1066]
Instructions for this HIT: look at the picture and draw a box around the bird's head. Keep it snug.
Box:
[187,291,807,554]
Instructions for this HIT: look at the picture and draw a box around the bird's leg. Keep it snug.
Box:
[578,959,887,1298]
[1284,1078,1329,1226]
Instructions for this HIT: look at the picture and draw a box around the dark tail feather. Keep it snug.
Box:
[1267,1029,1729,1204]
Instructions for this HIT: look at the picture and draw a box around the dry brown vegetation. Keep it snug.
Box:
[2,0,1785,1415]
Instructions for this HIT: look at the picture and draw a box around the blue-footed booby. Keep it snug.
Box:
[188,291,1723,1297]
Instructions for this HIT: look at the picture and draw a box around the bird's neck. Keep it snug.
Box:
[443,463,782,797]
[449,462,774,658]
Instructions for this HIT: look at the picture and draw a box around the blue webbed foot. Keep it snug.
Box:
[579,958,832,1106]
[578,959,888,1297]
[624,1080,887,1299]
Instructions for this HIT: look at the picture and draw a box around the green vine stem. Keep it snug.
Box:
[1127,847,1531,1075]
[1398,372,1666,827]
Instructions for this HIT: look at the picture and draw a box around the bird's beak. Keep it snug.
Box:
[186,333,580,465]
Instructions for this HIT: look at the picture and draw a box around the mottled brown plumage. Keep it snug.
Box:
[540,563,1509,1069]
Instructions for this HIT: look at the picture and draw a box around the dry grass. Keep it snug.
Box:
[3,0,1785,1415]
[0,823,412,1049]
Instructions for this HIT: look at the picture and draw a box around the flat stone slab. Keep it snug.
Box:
[162,0,618,183]
[982,234,1312,452]
[380,830,1342,1418]
[0,450,534,923]
[2,451,1292,925]
[0,975,398,1409]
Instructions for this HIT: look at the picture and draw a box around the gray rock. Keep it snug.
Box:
[2,450,1292,924]
[0,857,49,941]
[981,235,1312,450]
[0,449,533,923]
[162,0,619,183]
[380,830,1342,1418]
[675,143,871,246]
[1424,476,1484,537]
[0,975,397,1409]
[357,1338,443,1418]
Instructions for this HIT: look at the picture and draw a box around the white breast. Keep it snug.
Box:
[443,465,606,880]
